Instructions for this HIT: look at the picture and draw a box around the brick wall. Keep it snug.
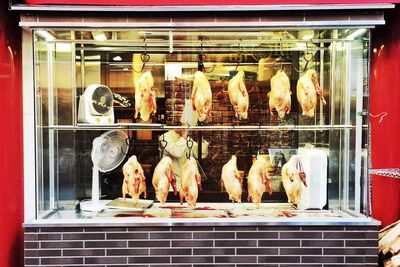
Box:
[24,225,378,266]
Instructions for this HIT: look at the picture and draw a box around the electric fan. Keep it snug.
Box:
[80,130,129,212]
[78,84,115,124]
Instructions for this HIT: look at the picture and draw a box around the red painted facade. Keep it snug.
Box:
[23,0,400,5]
[370,6,400,228]
[0,2,23,267]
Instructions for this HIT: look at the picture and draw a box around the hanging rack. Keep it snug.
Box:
[132,35,150,73]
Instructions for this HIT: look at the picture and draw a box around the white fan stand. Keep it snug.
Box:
[80,130,129,212]
[80,166,112,212]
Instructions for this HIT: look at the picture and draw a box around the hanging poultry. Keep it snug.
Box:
[296,69,326,117]
[268,70,291,118]
[228,70,249,120]
[221,155,243,203]
[180,157,202,207]
[247,156,272,208]
[152,156,177,204]
[134,71,157,122]
[191,71,212,122]
[122,155,147,205]
[281,155,307,205]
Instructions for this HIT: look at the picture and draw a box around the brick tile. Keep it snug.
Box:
[258,226,300,231]
[281,264,322,267]
[85,240,126,248]
[64,249,105,256]
[40,227,84,232]
[216,256,257,263]
[237,232,278,239]
[25,228,39,232]
[151,248,191,255]
[150,232,192,239]
[237,248,279,255]
[280,232,322,239]
[172,256,213,263]
[85,227,127,232]
[85,257,127,264]
[108,248,148,256]
[345,240,378,247]
[41,257,83,265]
[38,233,61,240]
[324,232,366,239]
[301,226,344,231]
[324,248,377,255]
[128,227,169,232]
[24,242,38,249]
[345,226,378,231]
[281,248,322,255]
[38,250,61,256]
[194,265,235,267]
[63,233,105,240]
[214,226,258,231]
[24,250,37,257]
[302,256,344,263]
[259,240,300,247]
[107,232,148,240]
[194,232,234,239]
[302,239,344,247]
[173,240,213,247]
[194,248,235,255]
[258,256,300,263]
[25,258,39,265]
[24,233,37,241]
[238,265,278,267]
[41,241,83,249]
[345,256,378,264]
[129,240,170,247]
[215,240,257,247]
[128,256,170,264]
[171,226,213,231]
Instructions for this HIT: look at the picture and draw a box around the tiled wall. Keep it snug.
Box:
[25,225,378,266]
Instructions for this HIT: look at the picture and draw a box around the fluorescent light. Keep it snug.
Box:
[113,56,122,61]
[56,43,71,52]
[169,31,173,54]
[302,34,313,40]
[123,68,129,71]
[346,29,367,40]
[36,30,55,41]
[92,31,107,42]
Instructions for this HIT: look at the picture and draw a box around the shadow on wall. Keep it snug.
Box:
[0,1,23,267]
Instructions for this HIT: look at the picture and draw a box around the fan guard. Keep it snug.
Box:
[91,86,113,115]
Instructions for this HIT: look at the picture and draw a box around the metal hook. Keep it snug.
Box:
[235,39,243,72]
[132,35,150,73]
[186,138,194,159]
[159,133,168,158]
[294,41,314,73]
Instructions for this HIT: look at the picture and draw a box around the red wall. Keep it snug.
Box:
[23,0,400,5]
[0,2,23,267]
[370,6,400,227]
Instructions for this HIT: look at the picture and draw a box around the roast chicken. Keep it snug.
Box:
[221,155,243,203]
[228,71,249,120]
[247,156,272,208]
[122,155,147,204]
[296,69,326,117]
[268,70,291,118]
[191,71,212,122]
[152,156,177,204]
[134,71,157,122]
[281,155,307,205]
[180,157,202,207]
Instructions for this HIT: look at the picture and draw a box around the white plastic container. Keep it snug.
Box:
[298,147,328,210]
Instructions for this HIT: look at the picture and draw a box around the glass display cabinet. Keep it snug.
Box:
[31,28,372,222]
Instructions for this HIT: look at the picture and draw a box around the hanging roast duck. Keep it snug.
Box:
[296,69,326,117]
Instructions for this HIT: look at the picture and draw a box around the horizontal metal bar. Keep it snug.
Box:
[40,124,356,131]
[11,3,395,12]
[20,20,383,29]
